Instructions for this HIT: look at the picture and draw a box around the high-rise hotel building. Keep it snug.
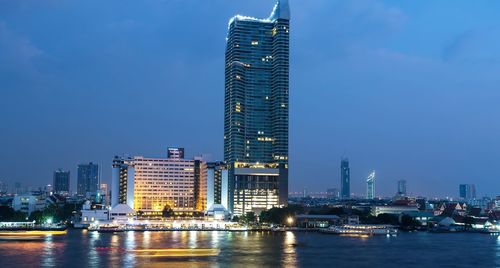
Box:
[224,0,290,215]
[111,148,207,216]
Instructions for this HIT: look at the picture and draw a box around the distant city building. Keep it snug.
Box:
[397,180,407,196]
[224,0,290,215]
[206,162,229,210]
[77,162,100,196]
[366,171,376,199]
[459,184,476,200]
[111,148,208,216]
[53,169,70,194]
[0,181,7,194]
[14,182,22,195]
[340,158,350,199]
[326,188,339,199]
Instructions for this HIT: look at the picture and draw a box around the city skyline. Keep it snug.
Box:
[2,0,500,197]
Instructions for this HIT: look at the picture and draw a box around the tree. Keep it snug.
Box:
[0,206,27,221]
[259,205,305,225]
[162,204,174,218]
[400,214,419,227]
[244,212,257,224]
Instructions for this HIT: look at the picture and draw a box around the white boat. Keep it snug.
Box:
[320,224,398,236]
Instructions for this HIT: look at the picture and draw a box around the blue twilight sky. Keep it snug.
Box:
[1,0,500,198]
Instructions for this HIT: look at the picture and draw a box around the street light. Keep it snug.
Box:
[287,217,294,229]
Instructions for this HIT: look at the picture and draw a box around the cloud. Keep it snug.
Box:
[0,22,44,79]
[443,27,500,64]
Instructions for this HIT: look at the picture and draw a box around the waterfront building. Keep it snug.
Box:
[53,169,70,194]
[205,204,231,221]
[459,184,476,200]
[207,162,229,210]
[340,158,350,199]
[79,201,109,227]
[366,171,376,199]
[371,205,419,217]
[397,180,407,196]
[402,211,434,226]
[111,148,208,216]
[109,204,136,223]
[224,0,290,215]
[295,214,341,228]
[12,195,45,215]
[111,156,135,209]
[435,202,468,217]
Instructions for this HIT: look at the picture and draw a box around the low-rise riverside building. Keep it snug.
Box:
[111,147,208,217]
[401,211,434,226]
[205,204,231,221]
[78,201,109,227]
[295,214,341,228]
[12,195,46,215]
[371,205,419,217]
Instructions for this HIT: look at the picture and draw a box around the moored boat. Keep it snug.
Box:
[319,224,398,236]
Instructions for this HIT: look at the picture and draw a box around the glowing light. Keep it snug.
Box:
[287,217,294,225]
[46,218,53,225]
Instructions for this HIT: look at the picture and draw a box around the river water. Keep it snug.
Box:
[0,230,498,267]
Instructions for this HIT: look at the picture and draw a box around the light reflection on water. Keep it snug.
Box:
[1,231,499,267]
[497,235,500,267]
[124,231,136,267]
[41,235,54,267]
[283,231,297,267]
[142,231,150,249]
[188,230,198,248]
[88,231,100,267]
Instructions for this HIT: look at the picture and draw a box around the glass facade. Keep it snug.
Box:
[224,0,290,216]
[341,158,350,199]
[53,169,70,193]
[77,162,99,196]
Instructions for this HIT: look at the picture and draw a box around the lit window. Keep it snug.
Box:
[251,41,259,45]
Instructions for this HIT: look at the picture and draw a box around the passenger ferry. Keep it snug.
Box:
[320,224,398,236]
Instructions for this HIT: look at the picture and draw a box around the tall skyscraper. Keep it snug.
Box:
[77,162,100,196]
[53,169,70,194]
[459,184,476,200]
[340,158,350,199]
[366,171,376,199]
[224,0,290,215]
[397,180,407,196]
[111,148,208,215]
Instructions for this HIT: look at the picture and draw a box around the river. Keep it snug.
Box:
[0,230,498,267]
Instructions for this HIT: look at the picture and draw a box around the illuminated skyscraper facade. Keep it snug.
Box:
[224,0,290,215]
[366,171,376,199]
